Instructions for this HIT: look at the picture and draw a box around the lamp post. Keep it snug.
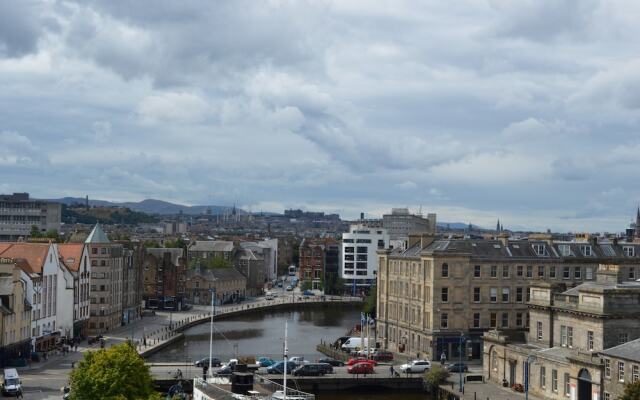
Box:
[208,288,216,379]
[458,332,466,392]
[525,355,537,400]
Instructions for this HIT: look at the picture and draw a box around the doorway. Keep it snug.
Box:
[509,361,517,386]
[578,369,592,400]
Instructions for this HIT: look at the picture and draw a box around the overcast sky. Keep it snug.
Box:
[1,1,639,232]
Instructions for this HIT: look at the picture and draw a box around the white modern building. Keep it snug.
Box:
[340,224,389,288]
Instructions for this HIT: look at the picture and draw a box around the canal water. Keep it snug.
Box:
[147,305,363,362]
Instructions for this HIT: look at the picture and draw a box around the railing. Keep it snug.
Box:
[193,377,242,400]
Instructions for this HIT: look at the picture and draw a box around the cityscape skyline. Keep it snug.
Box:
[2,1,640,232]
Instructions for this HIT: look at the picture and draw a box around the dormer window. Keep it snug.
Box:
[580,245,593,256]
[623,246,635,257]
[532,244,548,256]
[558,245,572,257]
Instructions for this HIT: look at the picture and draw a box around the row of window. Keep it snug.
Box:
[604,359,640,384]
[440,286,529,303]
[441,311,529,329]
[439,263,638,280]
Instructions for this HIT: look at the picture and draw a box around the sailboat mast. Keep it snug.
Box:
[283,320,288,400]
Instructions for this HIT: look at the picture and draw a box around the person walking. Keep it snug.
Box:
[16,388,23,399]
[440,351,447,366]
[389,365,395,377]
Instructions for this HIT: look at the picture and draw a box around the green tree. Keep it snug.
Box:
[301,280,312,291]
[363,285,377,317]
[45,229,60,241]
[29,225,42,238]
[69,342,161,400]
[164,238,186,248]
[424,366,450,392]
[621,380,640,400]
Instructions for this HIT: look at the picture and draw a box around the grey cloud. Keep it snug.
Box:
[0,2,45,57]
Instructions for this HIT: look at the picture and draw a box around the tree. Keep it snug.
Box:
[424,366,450,393]
[363,285,377,317]
[301,280,312,291]
[164,238,186,248]
[29,225,42,238]
[69,342,161,400]
[621,380,640,400]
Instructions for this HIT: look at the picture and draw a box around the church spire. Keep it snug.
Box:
[496,219,501,232]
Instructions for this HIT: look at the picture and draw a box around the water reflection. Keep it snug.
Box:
[147,305,361,362]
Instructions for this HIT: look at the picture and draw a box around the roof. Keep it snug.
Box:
[388,238,640,262]
[85,224,110,244]
[188,240,235,253]
[58,243,84,272]
[601,338,640,361]
[0,243,50,274]
[186,267,247,282]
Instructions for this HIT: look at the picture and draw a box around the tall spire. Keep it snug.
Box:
[496,219,501,232]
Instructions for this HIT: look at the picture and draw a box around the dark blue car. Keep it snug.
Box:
[267,361,297,374]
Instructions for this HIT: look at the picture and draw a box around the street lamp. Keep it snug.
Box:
[525,355,538,400]
[208,287,216,379]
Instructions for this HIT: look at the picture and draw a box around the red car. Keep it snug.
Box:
[347,357,377,366]
[348,362,375,374]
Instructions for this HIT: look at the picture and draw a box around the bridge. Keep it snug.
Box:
[128,295,363,358]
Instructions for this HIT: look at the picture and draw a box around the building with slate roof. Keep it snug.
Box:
[143,248,187,310]
[483,264,640,400]
[184,266,247,306]
[600,338,640,399]
[376,234,640,363]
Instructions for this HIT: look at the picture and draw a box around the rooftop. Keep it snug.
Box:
[601,338,640,362]
[85,224,110,244]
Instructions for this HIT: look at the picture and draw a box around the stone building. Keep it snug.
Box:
[184,267,247,306]
[143,248,186,309]
[600,338,640,399]
[187,241,236,264]
[377,235,640,361]
[119,241,143,325]
[86,224,124,334]
[234,246,267,296]
[483,264,640,400]
[299,237,339,291]
[58,243,91,338]
[382,208,436,240]
[0,258,31,367]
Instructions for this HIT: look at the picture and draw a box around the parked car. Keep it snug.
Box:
[347,357,377,366]
[318,363,334,374]
[347,362,374,375]
[267,361,297,374]
[292,363,327,376]
[195,357,222,368]
[317,358,344,367]
[302,290,314,296]
[399,360,431,374]
[356,348,377,357]
[265,295,275,301]
[286,285,293,291]
[215,365,233,376]
[289,356,308,366]
[257,357,276,367]
[372,350,394,362]
[446,363,469,373]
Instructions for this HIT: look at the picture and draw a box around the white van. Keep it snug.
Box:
[2,368,21,396]
[340,337,369,353]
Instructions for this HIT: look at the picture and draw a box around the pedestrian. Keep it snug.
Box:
[74,343,78,352]
[16,388,23,399]
[440,351,447,366]
[389,365,395,377]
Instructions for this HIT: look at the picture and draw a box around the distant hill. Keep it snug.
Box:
[48,197,244,216]
[62,204,159,225]
[438,222,486,231]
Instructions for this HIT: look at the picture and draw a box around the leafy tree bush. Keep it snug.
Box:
[424,366,450,392]
[621,380,640,400]
[301,280,312,291]
[363,285,377,317]
[69,342,161,400]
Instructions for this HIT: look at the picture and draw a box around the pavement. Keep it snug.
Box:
[440,377,545,400]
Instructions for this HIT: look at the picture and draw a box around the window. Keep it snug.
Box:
[564,373,570,396]
[516,287,523,302]
[92,247,97,255]
[441,287,449,303]
[558,244,571,257]
[440,313,448,329]
[516,312,523,327]
[502,287,510,302]
[345,247,354,253]
[633,365,639,383]
[624,246,635,257]
[501,312,508,327]
[490,313,496,328]
[473,313,480,328]
[587,331,594,351]
[537,321,543,340]
[574,267,581,279]
[605,359,611,379]
[490,288,497,302]
[526,266,533,278]
[630,267,636,280]
[604,393,610,400]
[502,265,509,278]
[517,265,524,277]
[619,333,629,345]
[552,369,558,392]
[586,267,594,280]
[550,266,556,278]
[474,265,481,278]
[532,243,547,256]
[561,325,567,347]
[581,245,592,256]
[441,263,449,278]
[473,287,481,302]
[540,366,546,389]
[619,361,625,382]
[356,246,367,253]
[490,265,497,278]
[567,326,573,348]
[563,266,570,279]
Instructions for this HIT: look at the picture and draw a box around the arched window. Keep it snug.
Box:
[492,350,498,371]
